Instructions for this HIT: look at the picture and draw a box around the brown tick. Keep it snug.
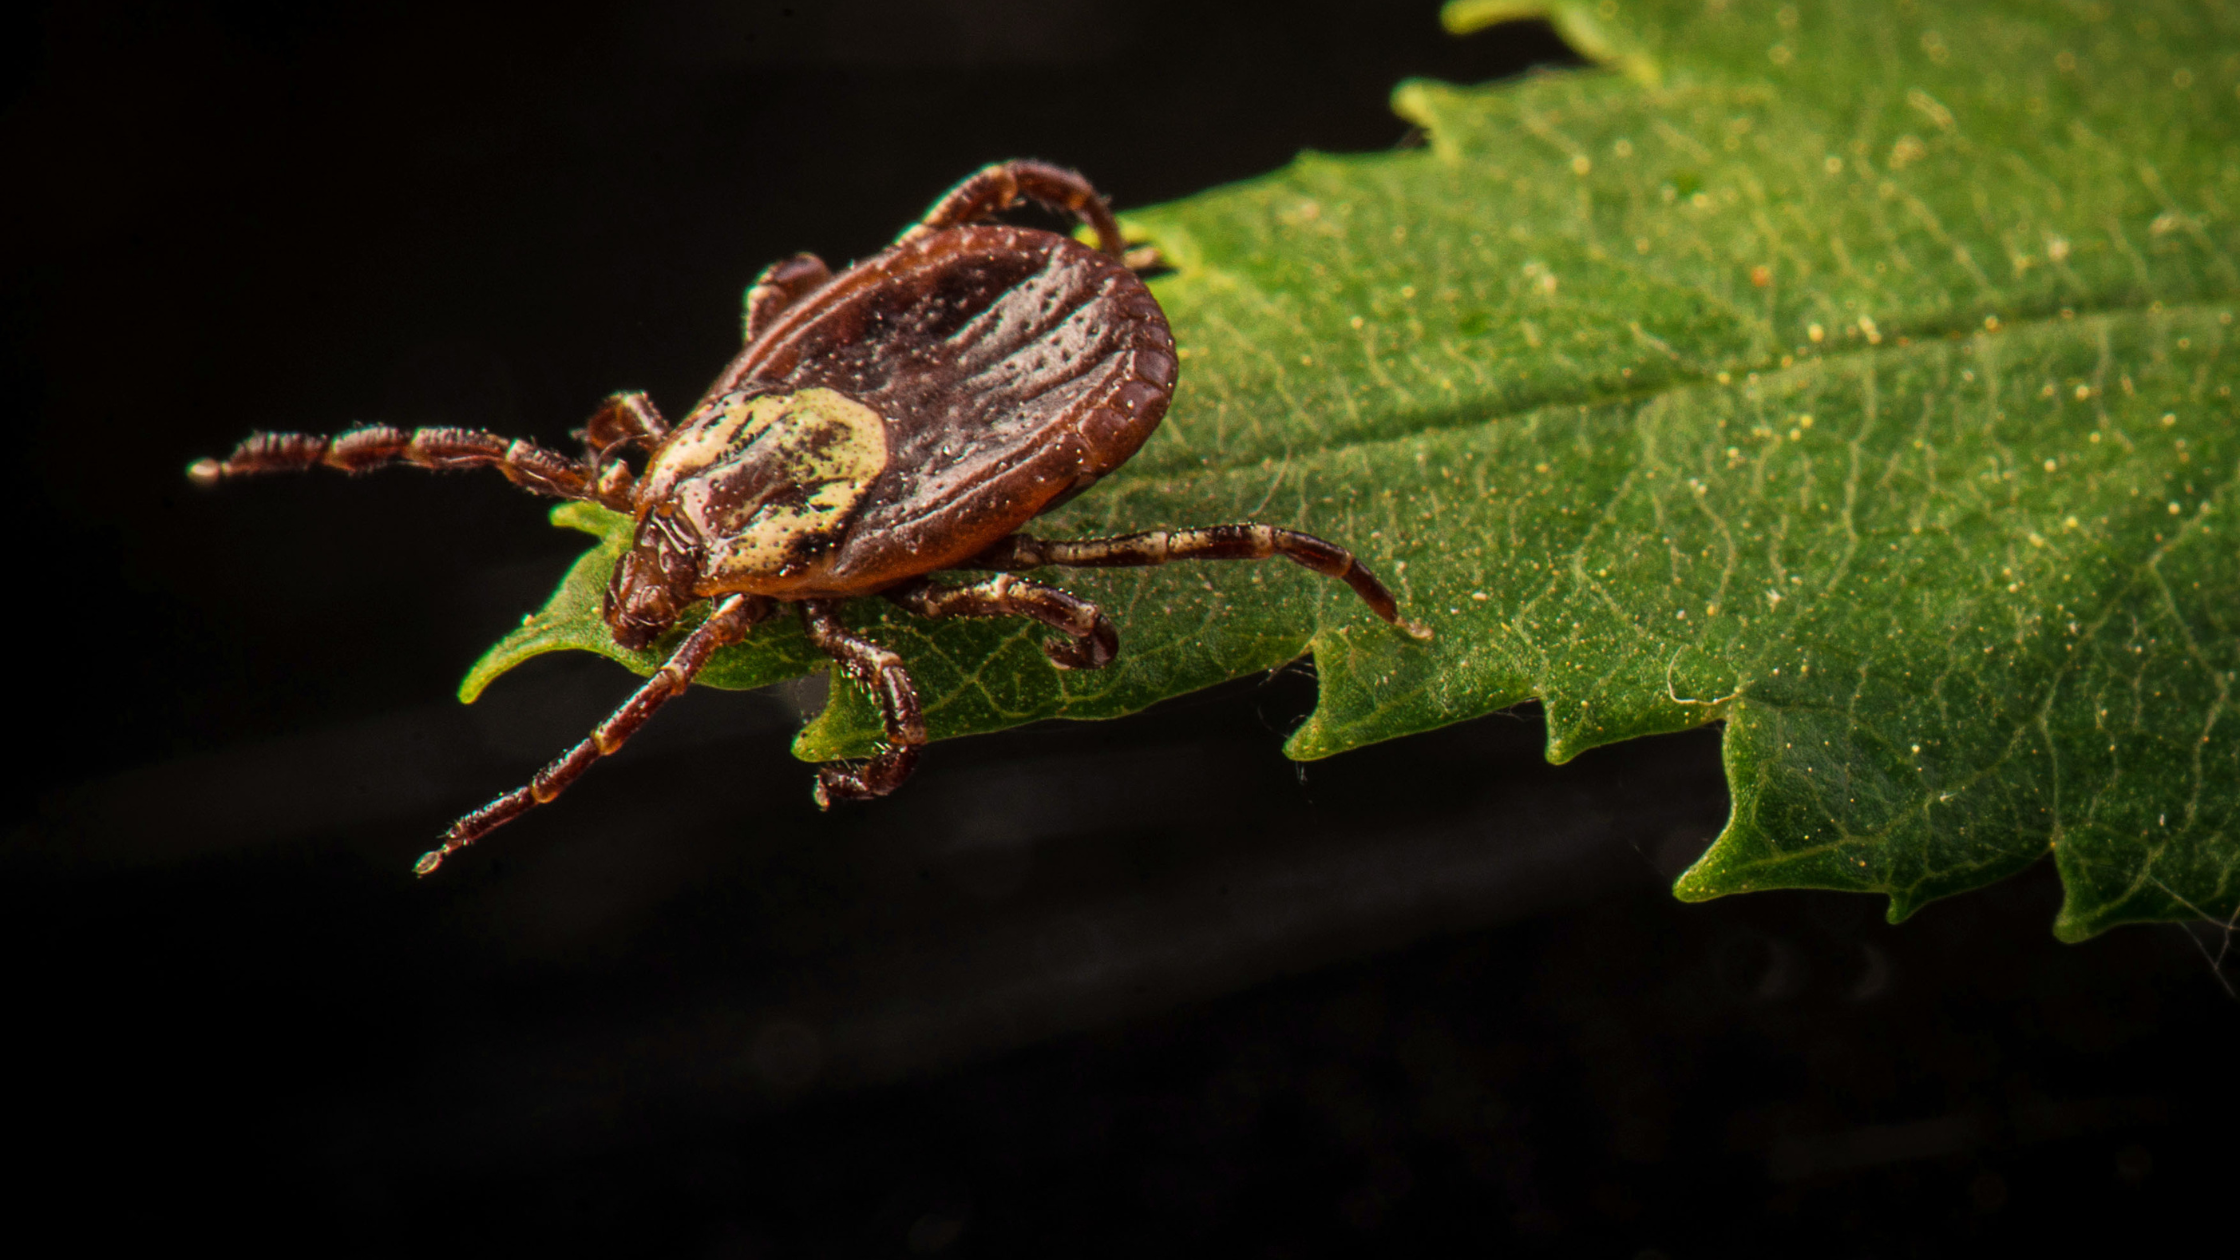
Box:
[191,161,1430,875]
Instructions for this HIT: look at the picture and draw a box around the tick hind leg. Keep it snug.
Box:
[886,574,1119,670]
[904,160,1125,260]
[970,525,1434,641]
[414,594,773,876]
[801,600,929,807]
[743,252,833,343]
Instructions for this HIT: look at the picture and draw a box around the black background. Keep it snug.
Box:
[4,1,2234,1253]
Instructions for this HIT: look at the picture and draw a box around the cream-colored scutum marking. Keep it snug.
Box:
[652,387,888,583]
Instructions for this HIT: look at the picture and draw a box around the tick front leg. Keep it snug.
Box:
[414,594,773,876]
[743,252,833,344]
[576,391,669,499]
[971,525,1434,641]
[901,160,1125,260]
[886,574,1119,670]
[580,390,669,454]
[188,425,635,512]
[800,600,928,807]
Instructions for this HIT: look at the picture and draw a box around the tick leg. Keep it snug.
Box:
[1122,245,1168,276]
[970,526,1434,641]
[743,252,833,343]
[414,594,773,877]
[800,600,927,807]
[886,574,1119,670]
[577,391,669,499]
[188,425,634,512]
[902,160,1125,260]
[580,390,668,454]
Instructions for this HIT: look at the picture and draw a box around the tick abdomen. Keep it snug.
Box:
[708,223,1177,587]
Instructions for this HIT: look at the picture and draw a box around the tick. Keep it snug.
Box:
[192,161,1430,875]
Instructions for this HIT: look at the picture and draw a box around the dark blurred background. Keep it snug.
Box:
[2,0,2233,1253]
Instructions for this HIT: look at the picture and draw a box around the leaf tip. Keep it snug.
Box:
[551,499,631,539]
[1440,0,1548,37]
[1669,824,1747,901]
[2045,881,2146,943]
[1441,0,1659,86]
[1669,866,1726,903]
[457,669,495,706]
[1882,891,1927,926]
[1280,708,1341,761]
[789,665,882,762]
[457,622,549,705]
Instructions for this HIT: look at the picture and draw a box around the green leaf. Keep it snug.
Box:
[466,0,2239,940]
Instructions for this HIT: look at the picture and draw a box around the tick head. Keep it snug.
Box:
[604,509,703,650]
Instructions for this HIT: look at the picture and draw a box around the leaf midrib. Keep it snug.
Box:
[1122,267,2224,487]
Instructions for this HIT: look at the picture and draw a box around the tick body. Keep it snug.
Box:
[191,161,1430,875]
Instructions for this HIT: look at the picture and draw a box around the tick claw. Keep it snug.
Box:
[413,849,445,877]
[1043,637,1116,671]
[1123,245,1167,273]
